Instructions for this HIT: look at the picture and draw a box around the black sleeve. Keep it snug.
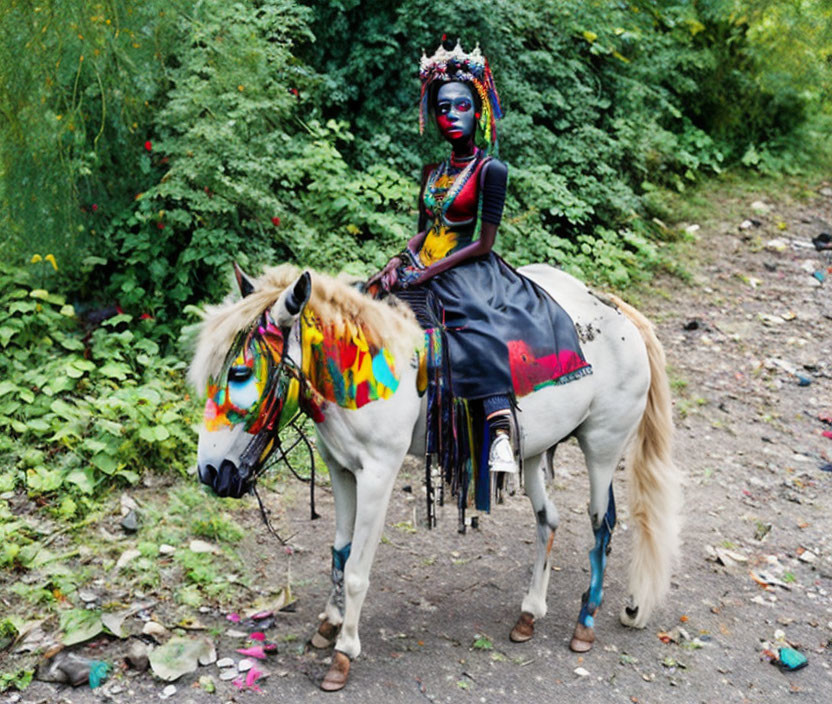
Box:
[481,159,508,226]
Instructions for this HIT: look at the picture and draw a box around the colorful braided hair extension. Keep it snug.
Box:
[419,39,503,155]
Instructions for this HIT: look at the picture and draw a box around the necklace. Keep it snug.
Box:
[425,148,480,216]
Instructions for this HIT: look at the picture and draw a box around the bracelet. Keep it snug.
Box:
[398,248,425,270]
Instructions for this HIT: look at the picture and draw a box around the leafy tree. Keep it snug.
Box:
[0,0,184,273]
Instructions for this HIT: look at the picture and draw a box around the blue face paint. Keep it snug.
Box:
[435,82,476,143]
[578,485,616,628]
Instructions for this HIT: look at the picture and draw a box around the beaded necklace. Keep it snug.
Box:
[424,149,481,218]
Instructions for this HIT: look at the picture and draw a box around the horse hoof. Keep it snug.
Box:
[620,603,642,628]
[320,650,350,692]
[569,622,595,653]
[311,620,339,649]
[509,612,535,642]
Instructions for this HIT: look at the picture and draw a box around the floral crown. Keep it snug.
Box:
[419,39,503,154]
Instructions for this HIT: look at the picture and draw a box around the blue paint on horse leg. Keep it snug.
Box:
[332,543,351,572]
[331,543,352,616]
[578,485,616,629]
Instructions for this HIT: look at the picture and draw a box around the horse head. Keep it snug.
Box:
[194,264,311,498]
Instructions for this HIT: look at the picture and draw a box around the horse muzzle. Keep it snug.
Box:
[198,459,251,499]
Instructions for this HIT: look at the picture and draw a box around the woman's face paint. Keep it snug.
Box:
[435,82,475,143]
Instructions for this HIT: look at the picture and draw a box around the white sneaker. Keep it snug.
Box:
[488,433,518,474]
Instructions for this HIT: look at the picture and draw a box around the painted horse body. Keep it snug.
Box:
[191,263,682,691]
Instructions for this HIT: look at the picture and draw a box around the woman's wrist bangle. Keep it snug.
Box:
[399,248,425,270]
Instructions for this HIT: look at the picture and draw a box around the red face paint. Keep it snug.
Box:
[434,83,475,142]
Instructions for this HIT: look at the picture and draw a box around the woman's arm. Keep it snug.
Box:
[408,159,508,286]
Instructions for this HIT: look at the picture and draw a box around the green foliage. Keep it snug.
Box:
[302,0,832,285]
[0,262,198,512]
[0,0,186,272]
[86,0,314,327]
[0,668,33,693]
[6,0,830,317]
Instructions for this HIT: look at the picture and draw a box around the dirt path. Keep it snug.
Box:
[8,183,832,703]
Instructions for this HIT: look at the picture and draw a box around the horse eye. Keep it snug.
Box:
[228,366,253,383]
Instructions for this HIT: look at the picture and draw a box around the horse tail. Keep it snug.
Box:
[607,294,682,629]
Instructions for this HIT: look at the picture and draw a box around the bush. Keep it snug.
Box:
[0,261,198,515]
[300,0,832,284]
[0,0,186,274]
[4,0,830,322]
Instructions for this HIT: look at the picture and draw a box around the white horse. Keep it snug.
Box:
[190,263,682,691]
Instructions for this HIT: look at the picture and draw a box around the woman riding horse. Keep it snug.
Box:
[191,40,682,692]
[368,41,591,481]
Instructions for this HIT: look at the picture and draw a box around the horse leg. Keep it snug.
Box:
[570,482,615,652]
[569,428,631,653]
[510,453,557,643]
[312,454,356,649]
[321,461,398,691]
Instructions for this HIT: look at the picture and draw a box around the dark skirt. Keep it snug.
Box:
[392,253,591,521]
[403,252,591,400]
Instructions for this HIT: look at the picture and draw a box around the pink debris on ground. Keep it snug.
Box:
[236,646,267,660]
[226,613,241,623]
[233,667,264,693]
[249,632,266,641]
[251,611,274,621]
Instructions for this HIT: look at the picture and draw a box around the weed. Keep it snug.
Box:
[668,368,689,394]
[391,520,417,535]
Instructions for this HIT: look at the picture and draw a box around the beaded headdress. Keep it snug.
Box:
[419,39,503,154]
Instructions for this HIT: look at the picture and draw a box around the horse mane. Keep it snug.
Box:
[188,264,423,394]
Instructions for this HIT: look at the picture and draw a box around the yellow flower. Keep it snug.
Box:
[238,85,245,92]
[45,254,58,271]
[31,254,43,264]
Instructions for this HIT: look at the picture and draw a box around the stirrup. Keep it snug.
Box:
[488,433,518,474]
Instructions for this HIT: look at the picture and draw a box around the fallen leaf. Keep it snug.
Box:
[115,548,141,570]
[149,636,217,681]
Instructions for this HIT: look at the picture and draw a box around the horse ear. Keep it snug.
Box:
[272,271,312,327]
[233,261,256,298]
[286,272,311,315]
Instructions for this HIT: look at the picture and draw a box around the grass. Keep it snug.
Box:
[0,475,261,657]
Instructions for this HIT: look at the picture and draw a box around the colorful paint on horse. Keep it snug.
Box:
[578,486,616,630]
[299,308,399,415]
[204,315,300,434]
[507,340,592,397]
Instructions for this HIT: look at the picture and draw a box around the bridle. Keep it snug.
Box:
[221,308,321,544]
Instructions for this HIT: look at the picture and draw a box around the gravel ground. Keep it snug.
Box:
[6,183,832,703]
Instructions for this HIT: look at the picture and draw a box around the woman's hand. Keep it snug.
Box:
[380,267,399,292]
[367,255,402,289]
